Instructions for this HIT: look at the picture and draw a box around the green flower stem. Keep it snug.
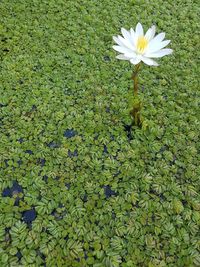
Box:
[130,63,142,127]
[131,63,141,96]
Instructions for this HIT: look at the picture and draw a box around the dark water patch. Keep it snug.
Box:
[64,129,77,138]
[159,145,169,153]
[182,200,187,207]
[64,235,69,241]
[25,150,34,155]
[5,227,11,242]
[18,138,24,143]
[82,194,88,203]
[51,208,66,221]
[36,250,46,261]
[103,185,117,198]
[37,158,46,167]
[16,251,22,261]
[94,134,99,140]
[104,55,111,62]
[124,124,133,140]
[0,103,7,108]
[110,135,115,141]
[22,208,37,224]
[105,107,110,113]
[17,159,23,166]
[103,145,108,154]
[3,48,9,52]
[84,250,88,259]
[112,212,116,219]
[4,159,9,168]
[14,197,21,206]
[2,181,23,198]
[43,175,48,183]
[114,170,121,177]
[47,141,60,149]
[149,189,166,201]
[170,155,177,166]
[2,187,11,197]
[68,149,78,158]
[31,105,37,111]
[65,183,70,189]
[12,181,23,195]
[5,227,11,233]
[19,79,24,84]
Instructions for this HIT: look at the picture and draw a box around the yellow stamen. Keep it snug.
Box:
[137,36,148,53]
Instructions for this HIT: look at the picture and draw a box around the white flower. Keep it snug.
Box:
[113,22,173,66]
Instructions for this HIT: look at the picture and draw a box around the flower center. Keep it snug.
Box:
[137,36,148,53]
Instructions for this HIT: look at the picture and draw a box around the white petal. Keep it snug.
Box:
[121,28,132,44]
[133,33,139,47]
[118,36,135,50]
[145,48,173,58]
[117,51,136,59]
[116,54,130,60]
[148,40,171,53]
[130,57,141,65]
[140,56,158,66]
[112,45,132,54]
[130,28,135,40]
[145,25,156,41]
[124,51,137,58]
[130,28,137,48]
[113,36,125,47]
[135,22,144,36]
[148,32,166,48]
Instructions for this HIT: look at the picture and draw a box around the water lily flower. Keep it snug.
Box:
[113,22,173,66]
